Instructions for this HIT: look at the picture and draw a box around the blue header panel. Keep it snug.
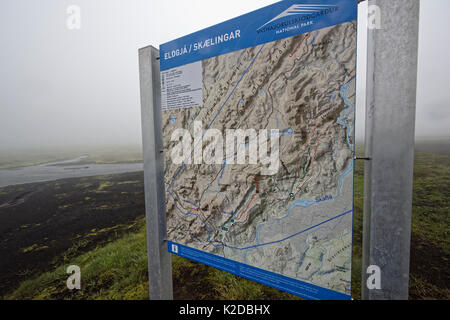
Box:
[160,0,357,71]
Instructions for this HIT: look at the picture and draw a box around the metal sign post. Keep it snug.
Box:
[139,46,174,300]
[362,0,420,300]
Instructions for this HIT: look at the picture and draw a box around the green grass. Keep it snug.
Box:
[6,218,299,300]
[6,219,149,300]
[412,152,450,249]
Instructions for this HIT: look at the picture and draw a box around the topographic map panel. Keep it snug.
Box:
[160,0,357,300]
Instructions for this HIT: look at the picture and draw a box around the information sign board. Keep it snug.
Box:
[160,0,357,300]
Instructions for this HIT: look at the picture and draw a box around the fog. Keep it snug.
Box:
[0,0,449,150]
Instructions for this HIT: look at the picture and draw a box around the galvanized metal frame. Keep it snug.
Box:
[362,0,420,300]
[139,45,173,300]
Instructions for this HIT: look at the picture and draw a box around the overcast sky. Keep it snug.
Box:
[0,0,449,150]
